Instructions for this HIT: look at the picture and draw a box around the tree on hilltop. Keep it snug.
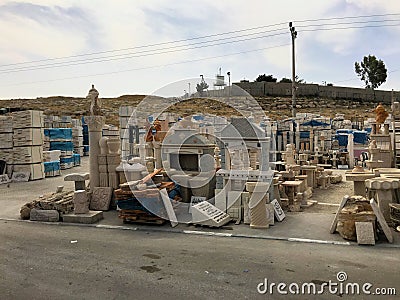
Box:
[355,55,387,90]
[255,74,277,82]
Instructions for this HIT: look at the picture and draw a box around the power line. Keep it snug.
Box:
[0,30,288,74]
[0,43,291,87]
[0,22,288,68]
[298,23,400,33]
[1,12,399,69]
[1,21,398,74]
[296,18,400,28]
[294,12,400,23]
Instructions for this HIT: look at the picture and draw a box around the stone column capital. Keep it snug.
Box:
[85,116,105,131]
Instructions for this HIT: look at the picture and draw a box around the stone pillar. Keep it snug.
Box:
[152,141,162,169]
[85,116,105,191]
[260,140,269,171]
[347,133,354,169]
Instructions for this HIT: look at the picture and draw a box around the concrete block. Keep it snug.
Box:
[62,211,103,224]
[355,222,375,245]
[30,209,59,222]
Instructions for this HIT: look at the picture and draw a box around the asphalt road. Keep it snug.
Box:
[0,221,399,300]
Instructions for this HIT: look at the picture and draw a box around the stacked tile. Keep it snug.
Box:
[58,116,72,128]
[0,116,13,168]
[11,110,45,180]
[44,128,74,170]
[44,115,60,128]
[43,150,61,177]
[72,119,84,156]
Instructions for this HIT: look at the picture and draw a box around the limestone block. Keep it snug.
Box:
[73,190,89,214]
[90,187,113,211]
[30,209,59,222]
[13,163,44,180]
[11,171,30,182]
[355,222,375,245]
[63,211,103,224]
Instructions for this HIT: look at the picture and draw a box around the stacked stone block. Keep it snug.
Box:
[11,110,45,180]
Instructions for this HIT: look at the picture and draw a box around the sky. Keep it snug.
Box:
[0,0,399,99]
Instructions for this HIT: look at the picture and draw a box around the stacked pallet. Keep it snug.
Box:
[72,119,84,156]
[114,185,166,225]
[11,110,45,181]
[44,128,75,170]
[0,116,13,174]
[43,150,61,177]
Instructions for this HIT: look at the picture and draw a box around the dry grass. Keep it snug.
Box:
[0,95,376,126]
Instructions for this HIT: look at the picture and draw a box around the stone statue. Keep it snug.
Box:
[374,103,388,125]
[87,84,101,116]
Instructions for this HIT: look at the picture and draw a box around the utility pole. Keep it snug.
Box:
[227,71,231,99]
[289,22,297,118]
[188,82,191,97]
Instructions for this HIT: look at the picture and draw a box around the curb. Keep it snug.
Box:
[3,216,399,248]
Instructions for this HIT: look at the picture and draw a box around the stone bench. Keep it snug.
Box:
[64,173,90,191]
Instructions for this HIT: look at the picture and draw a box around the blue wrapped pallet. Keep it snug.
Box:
[60,156,74,169]
[50,141,74,151]
[44,161,61,177]
[73,153,81,166]
[44,128,73,140]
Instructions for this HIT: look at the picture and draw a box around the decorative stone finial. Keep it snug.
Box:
[87,84,101,116]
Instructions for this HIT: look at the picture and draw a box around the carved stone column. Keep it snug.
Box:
[85,116,105,191]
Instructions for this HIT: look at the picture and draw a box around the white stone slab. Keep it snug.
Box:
[191,201,231,227]
[355,222,375,245]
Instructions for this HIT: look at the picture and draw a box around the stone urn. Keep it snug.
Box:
[107,138,120,154]
[99,136,109,155]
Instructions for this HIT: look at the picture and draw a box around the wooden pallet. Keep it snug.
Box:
[119,209,166,225]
